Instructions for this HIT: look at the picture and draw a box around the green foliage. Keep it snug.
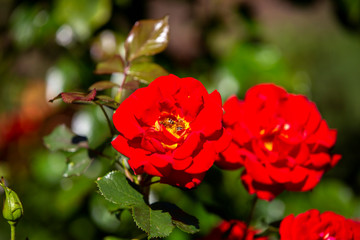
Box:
[125,16,169,62]
[128,62,168,84]
[97,171,200,238]
[94,56,124,75]
[151,202,200,234]
[43,124,88,152]
[43,125,92,177]
[64,148,93,177]
[97,171,144,208]
[132,203,174,239]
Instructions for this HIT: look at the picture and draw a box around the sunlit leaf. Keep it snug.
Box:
[43,124,88,152]
[95,95,120,109]
[89,81,120,91]
[125,16,169,62]
[151,202,200,234]
[132,202,174,239]
[96,171,144,209]
[64,148,92,177]
[95,55,125,74]
[128,62,168,84]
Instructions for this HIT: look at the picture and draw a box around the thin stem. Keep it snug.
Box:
[139,175,153,204]
[97,103,115,136]
[10,224,15,240]
[243,197,258,240]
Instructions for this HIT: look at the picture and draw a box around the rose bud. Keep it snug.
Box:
[0,177,24,226]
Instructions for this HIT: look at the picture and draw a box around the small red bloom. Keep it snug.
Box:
[280,209,360,240]
[217,84,341,200]
[200,220,268,240]
[112,74,230,189]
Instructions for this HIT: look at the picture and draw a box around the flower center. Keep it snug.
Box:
[319,232,336,240]
[155,114,190,140]
[259,123,291,151]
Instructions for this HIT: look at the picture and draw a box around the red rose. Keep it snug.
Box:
[280,209,360,240]
[112,74,230,189]
[217,84,341,200]
[200,220,268,240]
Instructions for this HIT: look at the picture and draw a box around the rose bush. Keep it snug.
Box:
[200,219,268,240]
[217,84,341,200]
[280,209,360,240]
[112,74,230,189]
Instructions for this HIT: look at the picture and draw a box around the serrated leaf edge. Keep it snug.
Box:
[131,204,175,239]
[96,171,143,208]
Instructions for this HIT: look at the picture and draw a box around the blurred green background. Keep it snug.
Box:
[0,0,360,239]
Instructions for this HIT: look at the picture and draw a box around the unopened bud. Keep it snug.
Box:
[0,177,23,226]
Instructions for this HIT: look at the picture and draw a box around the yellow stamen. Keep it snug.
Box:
[264,141,273,151]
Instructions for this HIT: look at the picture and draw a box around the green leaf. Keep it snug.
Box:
[49,89,97,104]
[95,55,124,74]
[95,95,120,109]
[151,202,200,234]
[132,202,174,239]
[96,171,144,208]
[43,124,88,152]
[125,16,169,62]
[89,81,120,91]
[128,62,168,84]
[64,148,93,177]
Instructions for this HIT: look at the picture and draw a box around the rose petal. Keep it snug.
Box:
[299,169,324,191]
[290,165,308,184]
[113,99,144,139]
[331,154,342,167]
[172,157,193,170]
[308,121,337,148]
[244,155,273,185]
[241,171,281,201]
[174,77,209,120]
[280,94,311,127]
[216,142,250,170]
[223,96,244,126]
[279,214,295,240]
[304,103,322,135]
[213,128,232,153]
[185,141,217,174]
[111,134,132,157]
[173,131,201,159]
[190,90,223,137]
[267,164,291,184]
[308,152,331,169]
